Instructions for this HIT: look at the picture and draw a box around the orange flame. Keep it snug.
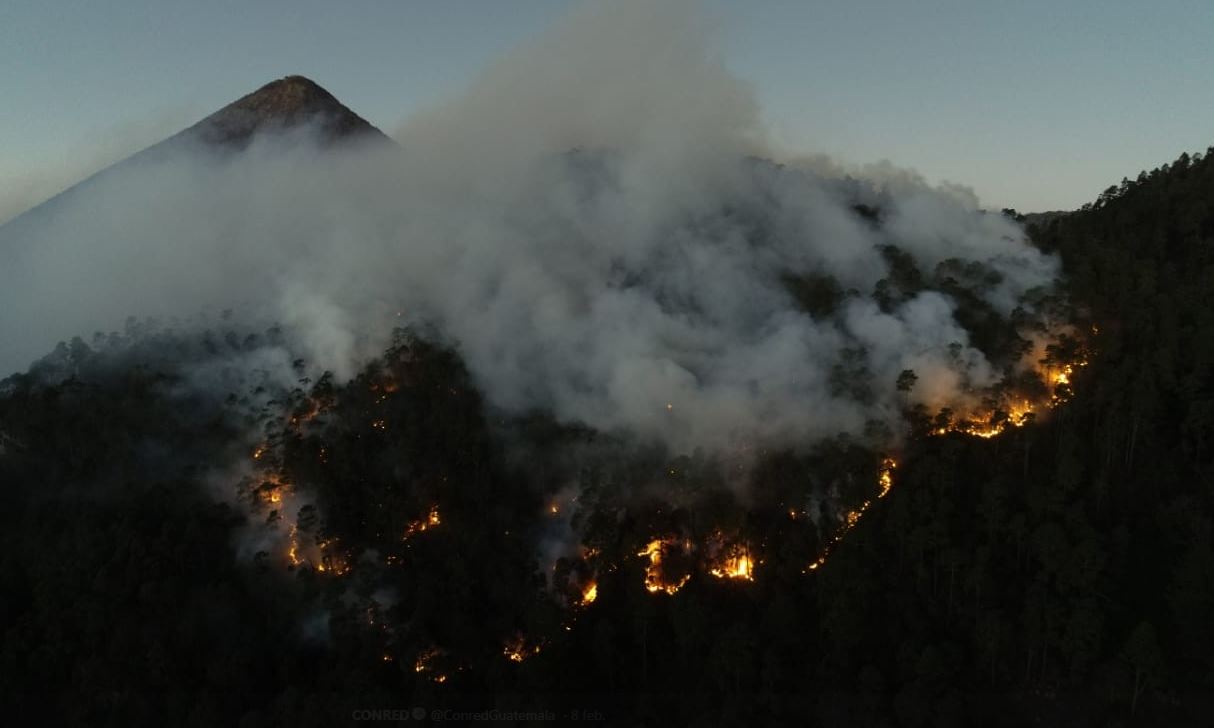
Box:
[638,539,690,595]
[415,647,440,673]
[581,581,598,605]
[503,636,542,663]
[804,457,897,573]
[403,505,442,540]
[709,545,754,581]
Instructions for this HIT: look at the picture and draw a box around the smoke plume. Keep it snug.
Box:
[0,0,1059,454]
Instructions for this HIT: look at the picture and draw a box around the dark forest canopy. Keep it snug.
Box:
[3,146,1214,726]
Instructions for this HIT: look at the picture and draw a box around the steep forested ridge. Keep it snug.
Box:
[2,147,1214,727]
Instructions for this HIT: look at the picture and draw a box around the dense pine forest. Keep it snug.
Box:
[2,146,1213,727]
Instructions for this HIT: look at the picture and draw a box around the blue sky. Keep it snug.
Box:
[2,0,1212,212]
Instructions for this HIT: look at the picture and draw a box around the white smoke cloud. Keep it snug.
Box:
[0,0,1060,454]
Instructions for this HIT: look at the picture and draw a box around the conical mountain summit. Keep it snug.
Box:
[1,76,391,231]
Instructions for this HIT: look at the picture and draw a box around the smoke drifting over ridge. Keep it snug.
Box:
[0,0,1059,453]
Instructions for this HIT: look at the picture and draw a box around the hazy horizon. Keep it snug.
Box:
[3,0,1212,223]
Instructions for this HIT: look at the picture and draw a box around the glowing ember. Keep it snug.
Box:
[316,552,350,576]
[877,458,895,497]
[256,482,288,506]
[936,346,1088,440]
[252,472,294,508]
[581,582,598,605]
[804,457,898,574]
[941,401,1037,439]
[410,645,451,683]
[709,546,754,581]
[638,539,690,595]
[287,525,302,567]
[806,342,1086,573]
[415,647,440,673]
[503,637,542,663]
[403,505,442,539]
[803,339,1089,574]
[289,399,322,428]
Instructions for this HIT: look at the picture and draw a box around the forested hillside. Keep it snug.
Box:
[2,147,1213,727]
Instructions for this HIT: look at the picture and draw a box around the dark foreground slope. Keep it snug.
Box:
[2,119,1213,723]
[785,149,1214,725]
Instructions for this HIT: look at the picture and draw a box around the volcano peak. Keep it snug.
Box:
[181,74,390,148]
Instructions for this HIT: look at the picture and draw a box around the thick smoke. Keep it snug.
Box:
[0,0,1058,454]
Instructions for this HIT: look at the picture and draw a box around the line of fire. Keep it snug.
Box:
[234,324,1091,674]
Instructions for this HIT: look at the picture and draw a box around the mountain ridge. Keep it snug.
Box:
[1,75,392,233]
[171,75,390,149]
